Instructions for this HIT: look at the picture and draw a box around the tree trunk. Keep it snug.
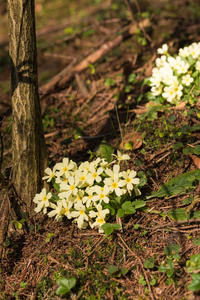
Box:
[7,0,47,209]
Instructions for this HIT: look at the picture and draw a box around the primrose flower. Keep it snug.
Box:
[155,55,167,68]
[182,74,194,86]
[104,164,124,196]
[188,43,200,59]
[121,170,140,195]
[75,169,90,187]
[48,200,65,221]
[151,86,162,96]
[42,166,57,182]
[56,158,76,177]
[33,188,51,214]
[91,185,110,204]
[74,190,85,203]
[71,202,88,229]
[162,86,176,102]
[87,165,103,185]
[112,150,130,162]
[196,61,200,71]
[157,44,168,55]
[179,47,190,57]
[62,200,73,219]
[82,188,96,207]
[89,204,110,231]
[60,175,79,197]
[176,60,190,74]
[78,161,90,172]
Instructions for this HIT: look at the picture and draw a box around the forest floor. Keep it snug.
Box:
[1,0,200,299]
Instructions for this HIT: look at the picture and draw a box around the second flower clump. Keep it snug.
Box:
[149,42,200,105]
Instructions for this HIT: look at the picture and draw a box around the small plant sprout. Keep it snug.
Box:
[33,148,141,234]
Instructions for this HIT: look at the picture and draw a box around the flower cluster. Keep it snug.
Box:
[33,151,140,232]
[149,42,200,104]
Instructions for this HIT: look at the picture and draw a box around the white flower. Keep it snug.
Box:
[196,61,200,71]
[75,168,90,188]
[151,85,162,96]
[89,204,110,232]
[87,165,103,185]
[162,86,176,103]
[71,202,88,229]
[112,150,130,162]
[91,185,110,204]
[104,164,124,196]
[78,161,90,172]
[55,174,68,185]
[121,170,140,194]
[55,158,76,177]
[150,75,162,88]
[42,166,57,182]
[182,74,194,86]
[155,55,167,68]
[100,158,110,169]
[33,188,52,214]
[176,61,190,74]
[74,190,85,203]
[188,43,200,59]
[179,47,190,57]
[60,175,79,197]
[173,82,183,99]
[62,200,73,219]
[157,44,168,55]
[167,56,176,68]
[48,200,65,221]
[82,188,96,208]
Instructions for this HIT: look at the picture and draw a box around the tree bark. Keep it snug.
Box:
[7,0,47,209]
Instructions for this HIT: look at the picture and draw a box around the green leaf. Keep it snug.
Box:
[166,269,174,278]
[192,211,200,219]
[107,265,118,275]
[104,204,115,215]
[122,201,136,214]
[56,278,76,295]
[167,208,189,221]
[12,220,22,230]
[150,278,156,286]
[193,237,200,246]
[50,192,60,202]
[101,223,121,235]
[164,246,172,256]
[143,258,155,269]
[139,275,146,286]
[120,268,129,276]
[97,140,114,163]
[132,200,146,209]
[170,243,181,255]
[146,169,200,200]
[52,179,60,193]
[194,145,200,155]
[117,208,125,218]
[186,254,200,273]
[187,274,200,291]
[124,141,133,150]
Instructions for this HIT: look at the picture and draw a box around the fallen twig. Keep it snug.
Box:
[40,18,150,98]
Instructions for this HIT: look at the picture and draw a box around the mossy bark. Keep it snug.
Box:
[7,0,47,209]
